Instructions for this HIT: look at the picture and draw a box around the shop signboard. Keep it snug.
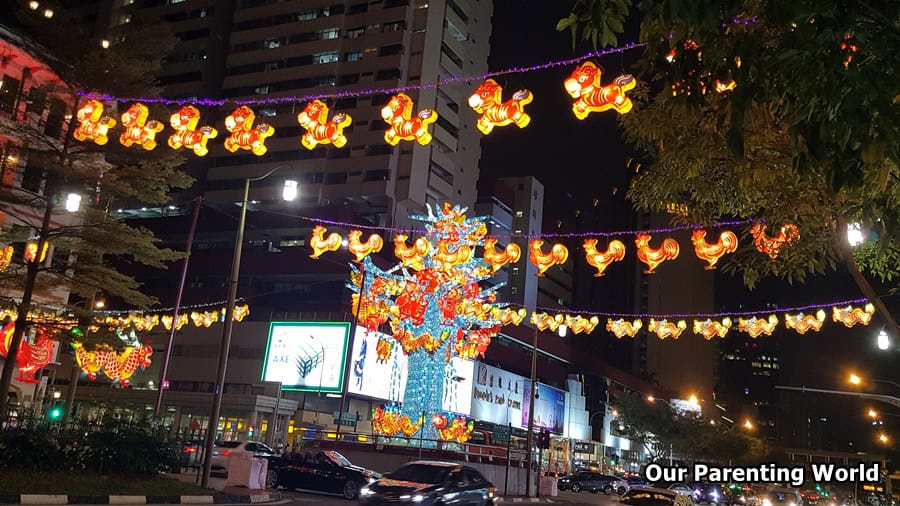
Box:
[574,441,594,453]
[261,321,350,393]
[470,362,526,429]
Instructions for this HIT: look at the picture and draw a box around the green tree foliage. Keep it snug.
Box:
[0,6,192,419]
[614,392,769,464]
[558,0,899,334]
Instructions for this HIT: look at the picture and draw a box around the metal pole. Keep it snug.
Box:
[504,422,512,496]
[201,177,250,488]
[775,385,900,408]
[537,444,543,498]
[337,265,366,437]
[155,196,202,417]
[268,382,282,446]
[525,323,539,497]
[418,410,426,459]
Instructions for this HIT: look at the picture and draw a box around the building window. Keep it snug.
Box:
[264,38,282,49]
[512,267,519,276]
[384,20,406,32]
[346,51,364,62]
[511,287,518,295]
[440,42,463,68]
[346,27,365,38]
[435,115,458,138]
[313,51,339,64]
[430,161,453,185]
[445,19,467,41]
[436,89,459,114]
[515,211,523,218]
[446,0,468,22]
[320,28,340,39]
[348,2,368,14]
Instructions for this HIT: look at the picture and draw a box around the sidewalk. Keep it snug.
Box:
[0,473,281,505]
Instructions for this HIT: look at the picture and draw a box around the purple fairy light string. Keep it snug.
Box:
[302,215,755,240]
[508,297,869,319]
[77,42,644,107]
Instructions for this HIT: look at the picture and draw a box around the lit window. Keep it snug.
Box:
[346,51,364,62]
[312,51,339,64]
[515,211,523,218]
[320,28,340,40]
[510,287,518,295]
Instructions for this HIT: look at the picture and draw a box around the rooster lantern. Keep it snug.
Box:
[583,238,626,277]
[635,234,679,274]
[691,230,738,270]
[0,323,54,384]
[528,240,569,276]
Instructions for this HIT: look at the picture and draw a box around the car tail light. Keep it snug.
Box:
[222,450,232,456]
[186,447,196,453]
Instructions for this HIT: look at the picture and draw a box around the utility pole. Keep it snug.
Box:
[524,323,539,497]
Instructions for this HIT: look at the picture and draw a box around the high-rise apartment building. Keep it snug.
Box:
[74,0,492,227]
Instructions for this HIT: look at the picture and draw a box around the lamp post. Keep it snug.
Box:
[848,373,900,391]
[525,323,539,497]
[200,166,296,488]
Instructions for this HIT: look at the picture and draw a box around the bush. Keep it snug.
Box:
[0,419,180,475]
[0,427,66,471]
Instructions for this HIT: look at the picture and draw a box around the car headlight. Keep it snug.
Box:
[711,491,720,500]
[360,487,374,497]
[763,499,772,506]
[789,502,796,506]
[412,495,427,503]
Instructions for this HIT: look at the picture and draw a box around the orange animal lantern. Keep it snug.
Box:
[381,93,437,146]
[606,318,642,338]
[73,100,117,145]
[492,307,527,326]
[832,303,875,328]
[435,239,473,270]
[347,230,384,262]
[467,79,533,134]
[0,323,55,384]
[648,319,687,339]
[528,240,569,276]
[635,234,679,274]
[119,103,164,150]
[531,312,564,332]
[297,100,352,150]
[691,229,738,270]
[785,310,826,334]
[693,318,733,339]
[309,225,343,259]
[564,62,636,119]
[224,106,274,156]
[71,342,153,387]
[583,238,626,277]
[483,238,521,272]
[167,105,218,156]
[750,223,799,260]
[394,234,431,271]
[24,239,48,263]
[0,244,13,272]
[737,315,778,337]
[565,315,601,334]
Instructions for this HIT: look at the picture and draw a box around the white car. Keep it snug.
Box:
[210,441,276,471]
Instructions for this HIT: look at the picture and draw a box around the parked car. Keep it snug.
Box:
[621,487,695,506]
[265,450,380,500]
[669,483,696,497]
[210,441,276,471]
[628,475,650,488]
[763,488,803,506]
[558,471,627,494]
[360,461,497,505]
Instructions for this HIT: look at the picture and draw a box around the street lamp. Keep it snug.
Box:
[878,433,889,444]
[869,409,878,419]
[848,373,900,391]
[876,329,890,351]
[200,165,296,488]
[743,419,753,430]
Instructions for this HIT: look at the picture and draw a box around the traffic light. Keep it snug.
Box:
[609,455,619,466]
[47,404,63,422]
[247,425,254,437]
[539,430,551,450]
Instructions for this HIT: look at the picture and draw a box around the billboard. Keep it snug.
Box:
[347,327,474,415]
[470,362,526,429]
[523,380,566,434]
[347,327,408,402]
[261,321,350,392]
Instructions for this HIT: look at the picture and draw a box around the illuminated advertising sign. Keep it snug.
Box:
[523,380,566,434]
[347,327,474,415]
[261,321,350,393]
[470,362,526,429]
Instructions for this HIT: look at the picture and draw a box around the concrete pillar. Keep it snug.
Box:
[265,411,276,445]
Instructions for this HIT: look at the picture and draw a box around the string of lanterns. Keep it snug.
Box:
[0,303,250,332]
[518,302,875,339]
[308,222,801,275]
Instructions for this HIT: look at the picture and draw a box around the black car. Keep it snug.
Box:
[360,461,497,506]
[690,482,729,506]
[557,471,628,494]
[264,450,381,500]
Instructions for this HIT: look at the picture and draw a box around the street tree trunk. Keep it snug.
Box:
[0,192,53,422]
